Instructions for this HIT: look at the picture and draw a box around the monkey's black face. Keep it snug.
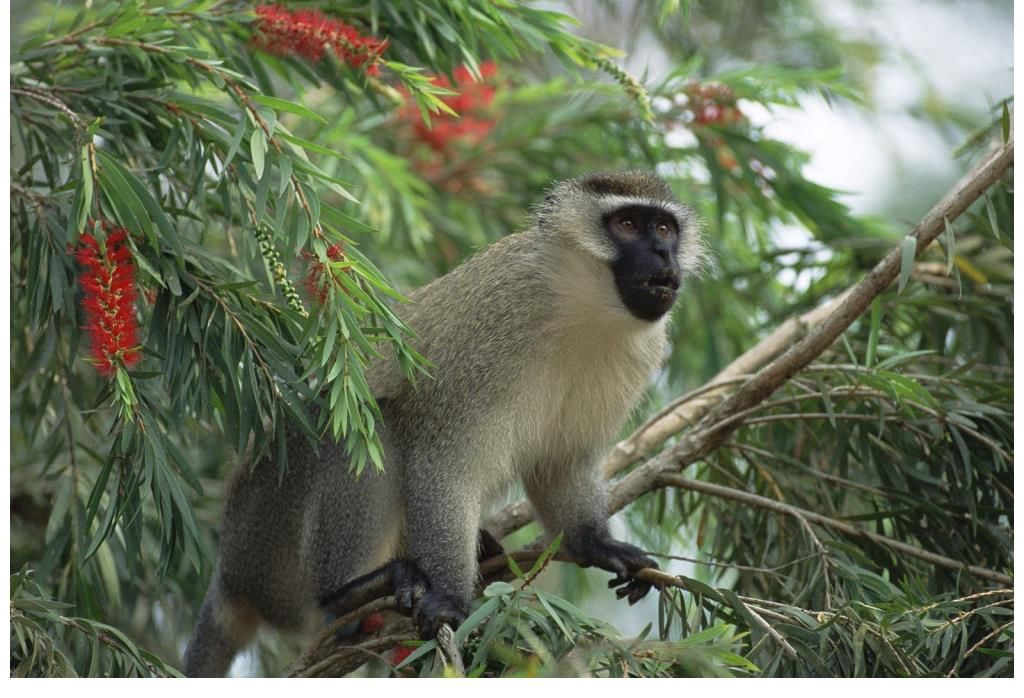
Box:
[604,205,682,321]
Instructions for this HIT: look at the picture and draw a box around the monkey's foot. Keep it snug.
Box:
[568,532,659,605]
[391,560,429,614]
[412,591,468,640]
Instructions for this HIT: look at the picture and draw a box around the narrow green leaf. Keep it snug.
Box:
[78,146,93,231]
[853,624,867,677]
[534,591,573,641]
[277,155,292,197]
[96,152,181,255]
[985,196,1000,241]
[813,373,836,428]
[943,216,955,275]
[250,129,267,180]
[253,154,273,222]
[252,94,328,124]
[897,235,917,293]
[865,298,881,368]
[483,581,515,597]
[276,129,346,160]
[96,158,152,246]
[221,116,247,172]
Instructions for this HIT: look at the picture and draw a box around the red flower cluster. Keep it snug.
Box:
[408,62,500,152]
[75,224,142,377]
[360,611,386,634]
[390,644,414,667]
[252,4,388,75]
[683,81,744,126]
[303,243,346,306]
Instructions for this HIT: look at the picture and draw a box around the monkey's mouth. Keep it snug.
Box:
[637,271,680,293]
[617,270,681,320]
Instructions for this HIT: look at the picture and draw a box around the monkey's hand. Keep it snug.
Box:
[412,591,469,640]
[565,530,659,605]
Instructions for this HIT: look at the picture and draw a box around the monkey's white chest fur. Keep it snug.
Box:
[483,314,667,496]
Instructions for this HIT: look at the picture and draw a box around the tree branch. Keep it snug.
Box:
[601,288,853,479]
[652,473,1012,586]
[945,620,1014,677]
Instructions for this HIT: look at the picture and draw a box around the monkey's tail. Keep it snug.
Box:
[182,579,256,678]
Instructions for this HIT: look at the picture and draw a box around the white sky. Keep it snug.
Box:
[764,0,1013,216]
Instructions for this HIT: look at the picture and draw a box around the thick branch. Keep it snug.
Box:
[601,288,853,479]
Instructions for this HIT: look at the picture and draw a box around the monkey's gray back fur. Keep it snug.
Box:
[183,171,699,676]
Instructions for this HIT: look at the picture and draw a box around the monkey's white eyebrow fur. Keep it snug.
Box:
[594,195,694,227]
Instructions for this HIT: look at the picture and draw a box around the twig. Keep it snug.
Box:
[293,631,415,678]
[653,473,1012,586]
[11,86,86,129]
[937,599,1015,630]
[290,595,397,672]
[726,441,888,498]
[741,600,800,660]
[637,567,799,660]
[436,623,466,676]
[644,549,825,576]
[909,588,1014,615]
[945,621,1014,677]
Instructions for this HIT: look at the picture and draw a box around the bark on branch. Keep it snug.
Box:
[600,288,853,479]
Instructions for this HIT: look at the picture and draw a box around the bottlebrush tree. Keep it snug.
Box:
[11,0,1013,679]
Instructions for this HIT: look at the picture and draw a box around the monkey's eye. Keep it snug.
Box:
[655,221,674,238]
[613,216,639,238]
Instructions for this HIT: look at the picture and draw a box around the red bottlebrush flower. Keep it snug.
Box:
[390,645,415,667]
[402,61,501,154]
[75,224,142,377]
[684,80,744,126]
[360,611,386,634]
[303,243,346,306]
[251,4,388,73]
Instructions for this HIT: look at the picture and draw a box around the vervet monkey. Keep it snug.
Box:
[183,171,701,676]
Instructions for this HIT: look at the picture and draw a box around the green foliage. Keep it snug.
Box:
[387,544,757,678]
[11,569,181,677]
[655,575,1014,677]
[10,0,1012,679]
